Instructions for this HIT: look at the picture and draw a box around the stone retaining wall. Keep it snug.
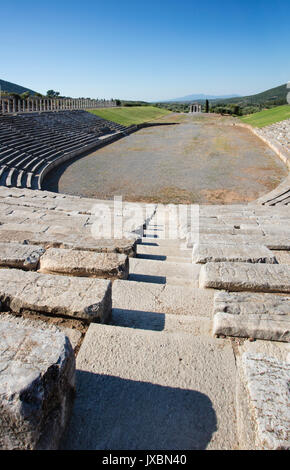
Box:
[236,120,290,170]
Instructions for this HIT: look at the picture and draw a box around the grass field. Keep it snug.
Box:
[88,106,171,126]
[239,104,290,128]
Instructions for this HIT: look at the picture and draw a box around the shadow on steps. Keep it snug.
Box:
[128,273,166,284]
[62,371,217,450]
[111,308,166,332]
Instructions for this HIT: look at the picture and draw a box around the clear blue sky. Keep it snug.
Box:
[1,0,289,101]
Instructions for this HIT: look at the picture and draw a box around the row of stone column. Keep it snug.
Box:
[0,98,116,114]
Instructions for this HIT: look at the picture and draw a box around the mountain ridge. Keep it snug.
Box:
[0,79,37,95]
[157,83,288,104]
[158,93,240,102]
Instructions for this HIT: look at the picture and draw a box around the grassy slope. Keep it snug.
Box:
[239,104,290,128]
[88,106,171,126]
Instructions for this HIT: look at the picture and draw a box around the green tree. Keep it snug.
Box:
[46,90,60,98]
[20,91,31,99]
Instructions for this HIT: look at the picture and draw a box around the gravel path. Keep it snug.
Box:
[43,113,287,204]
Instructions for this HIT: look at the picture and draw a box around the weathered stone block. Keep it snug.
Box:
[0,269,112,322]
[199,262,290,293]
[238,353,290,450]
[39,248,129,279]
[213,291,290,342]
[0,317,75,449]
[0,229,138,256]
[192,243,277,264]
[0,242,45,270]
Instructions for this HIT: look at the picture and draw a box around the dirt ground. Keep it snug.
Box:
[43,113,287,204]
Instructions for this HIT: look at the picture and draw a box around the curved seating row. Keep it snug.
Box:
[0,110,129,189]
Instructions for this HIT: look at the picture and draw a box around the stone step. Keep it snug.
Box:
[199,262,290,293]
[0,315,75,450]
[237,353,290,450]
[128,257,200,286]
[192,243,277,264]
[111,306,212,336]
[113,280,214,317]
[136,244,192,261]
[62,322,237,450]
[213,291,290,342]
[141,237,188,248]
[38,247,129,280]
[0,268,112,322]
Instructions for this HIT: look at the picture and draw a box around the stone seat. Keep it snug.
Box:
[0,268,112,322]
[213,291,290,342]
[38,247,129,280]
[199,261,290,293]
[0,226,138,256]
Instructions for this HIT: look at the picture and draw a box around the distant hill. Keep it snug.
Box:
[160,93,240,103]
[212,83,288,105]
[0,79,37,95]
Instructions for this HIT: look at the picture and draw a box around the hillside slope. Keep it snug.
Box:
[0,79,37,95]
[213,83,288,105]
[239,104,290,127]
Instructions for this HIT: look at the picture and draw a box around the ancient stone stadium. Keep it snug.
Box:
[0,95,289,451]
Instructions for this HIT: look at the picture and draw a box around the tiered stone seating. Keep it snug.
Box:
[0,111,130,190]
[0,183,289,449]
[0,115,289,449]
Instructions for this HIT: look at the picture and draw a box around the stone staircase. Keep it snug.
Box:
[63,210,238,450]
[0,188,289,450]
